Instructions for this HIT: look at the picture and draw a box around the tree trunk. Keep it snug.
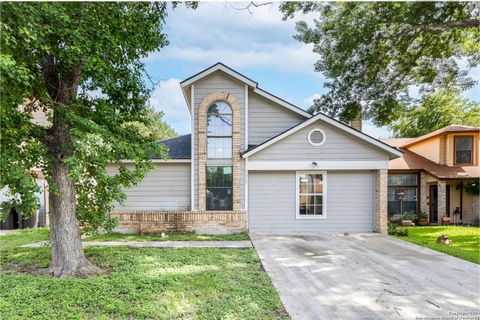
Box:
[48,159,100,277]
[44,60,99,277]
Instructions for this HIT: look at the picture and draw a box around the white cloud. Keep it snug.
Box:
[146,2,321,77]
[149,78,191,134]
[302,93,321,108]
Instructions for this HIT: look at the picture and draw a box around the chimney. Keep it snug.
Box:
[350,119,362,132]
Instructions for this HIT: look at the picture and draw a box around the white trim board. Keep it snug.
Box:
[247,161,389,171]
[120,159,191,163]
[181,63,257,88]
[191,84,195,210]
[252,87,311,118]
[242,113,403,159]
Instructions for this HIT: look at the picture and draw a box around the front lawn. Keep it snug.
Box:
[0,229,287,319]
[85,232,250,242]
[393,226,480,264]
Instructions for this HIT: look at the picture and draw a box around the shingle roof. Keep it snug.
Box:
[156,134,191,159]
[387,149,480,179]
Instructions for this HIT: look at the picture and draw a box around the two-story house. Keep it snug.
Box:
[383,126,480,225]
[110,63,402,234]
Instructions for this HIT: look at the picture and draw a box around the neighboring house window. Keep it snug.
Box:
[207,101,232,159]
[206,166,232,210]
[296,172,326,219]
[387,173,418,215]
[454,136,473,165]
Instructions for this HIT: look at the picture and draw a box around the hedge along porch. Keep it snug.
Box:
[108,63,402,234]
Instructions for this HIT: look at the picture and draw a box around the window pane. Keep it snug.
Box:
[208,102,232,115]
[388,174,417,186]
[207,114,232,136]
[298,173,324,216]
[456,150,472,164]
[207,138,232,158]
[455,136,472,151]
[206,188,232,210]
[388,187,418,214]
[206,166,233,210]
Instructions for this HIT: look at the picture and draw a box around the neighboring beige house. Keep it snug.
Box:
[109,63,403,234]
[383,125,480,225]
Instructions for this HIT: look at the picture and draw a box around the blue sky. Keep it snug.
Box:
[144,2,479,138]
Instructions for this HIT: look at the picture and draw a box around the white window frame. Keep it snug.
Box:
[307,128,326,147]
[295,171,327,220]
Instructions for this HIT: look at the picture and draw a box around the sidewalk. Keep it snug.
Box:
[22,240,253,249]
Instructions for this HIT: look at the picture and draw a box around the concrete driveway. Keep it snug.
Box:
[251,233,479,320]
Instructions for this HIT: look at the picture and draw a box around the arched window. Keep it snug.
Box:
[207,101,232,159]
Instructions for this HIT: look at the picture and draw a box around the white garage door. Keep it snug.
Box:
[248,171,375,233]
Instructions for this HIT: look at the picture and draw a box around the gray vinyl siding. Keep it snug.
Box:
[249,171,375,233]
[108,163,191,211]
[248,92,305,145]
[250,120,390,161]
[193,71,246,209]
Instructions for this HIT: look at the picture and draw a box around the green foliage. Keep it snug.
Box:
[388,223,409,237]
[0,3,188,231]
[392,226,480,263]
[391,89,480,137]
[402,212,418,222]
[280,2,480,125]
[0,229,287,320]
[417,210,428,219]
[465,178,480,196]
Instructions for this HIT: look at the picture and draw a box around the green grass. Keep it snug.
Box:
[0,229,287,320]
[85,232,250,242]
[393,226,480,264]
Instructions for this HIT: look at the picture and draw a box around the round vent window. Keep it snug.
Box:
[308,128,326,146]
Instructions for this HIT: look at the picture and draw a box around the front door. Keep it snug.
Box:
[429,186,438,223]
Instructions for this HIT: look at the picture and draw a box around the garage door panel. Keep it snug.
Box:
[248,171,374,233]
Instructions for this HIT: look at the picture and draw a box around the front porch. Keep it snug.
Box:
[388,171,479,226]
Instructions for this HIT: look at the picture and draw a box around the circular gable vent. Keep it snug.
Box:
[308,128,326,146]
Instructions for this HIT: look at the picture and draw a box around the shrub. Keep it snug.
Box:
[388,223,409,236]
[402,212,418,222]
[417,210,428,219]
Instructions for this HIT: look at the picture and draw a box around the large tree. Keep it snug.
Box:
[280,2,480,125]
[0,2,190,277]
[390,89,480,137]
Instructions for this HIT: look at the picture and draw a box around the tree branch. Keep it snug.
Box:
[232,1,273,14]
[421,19,480,30]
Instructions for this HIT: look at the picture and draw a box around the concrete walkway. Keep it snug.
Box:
[251,233,480,320]
[22,240,253,248]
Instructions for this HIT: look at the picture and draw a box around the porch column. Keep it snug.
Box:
[420,171,428,214]
[438,180,447,219]
[375,169,388,234]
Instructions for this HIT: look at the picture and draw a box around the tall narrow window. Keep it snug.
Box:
[206,166,233,210]
[207,102,232,159]
[296,172,326,219]
[454,136,473,165]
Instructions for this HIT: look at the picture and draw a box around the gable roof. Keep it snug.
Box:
[388,149,480,179]
[401,125,480,148]
[156,134,191,159]
[180,62,311,118]
[242,112,403,159]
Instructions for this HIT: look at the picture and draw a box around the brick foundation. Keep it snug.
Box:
[109,210,247,234]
